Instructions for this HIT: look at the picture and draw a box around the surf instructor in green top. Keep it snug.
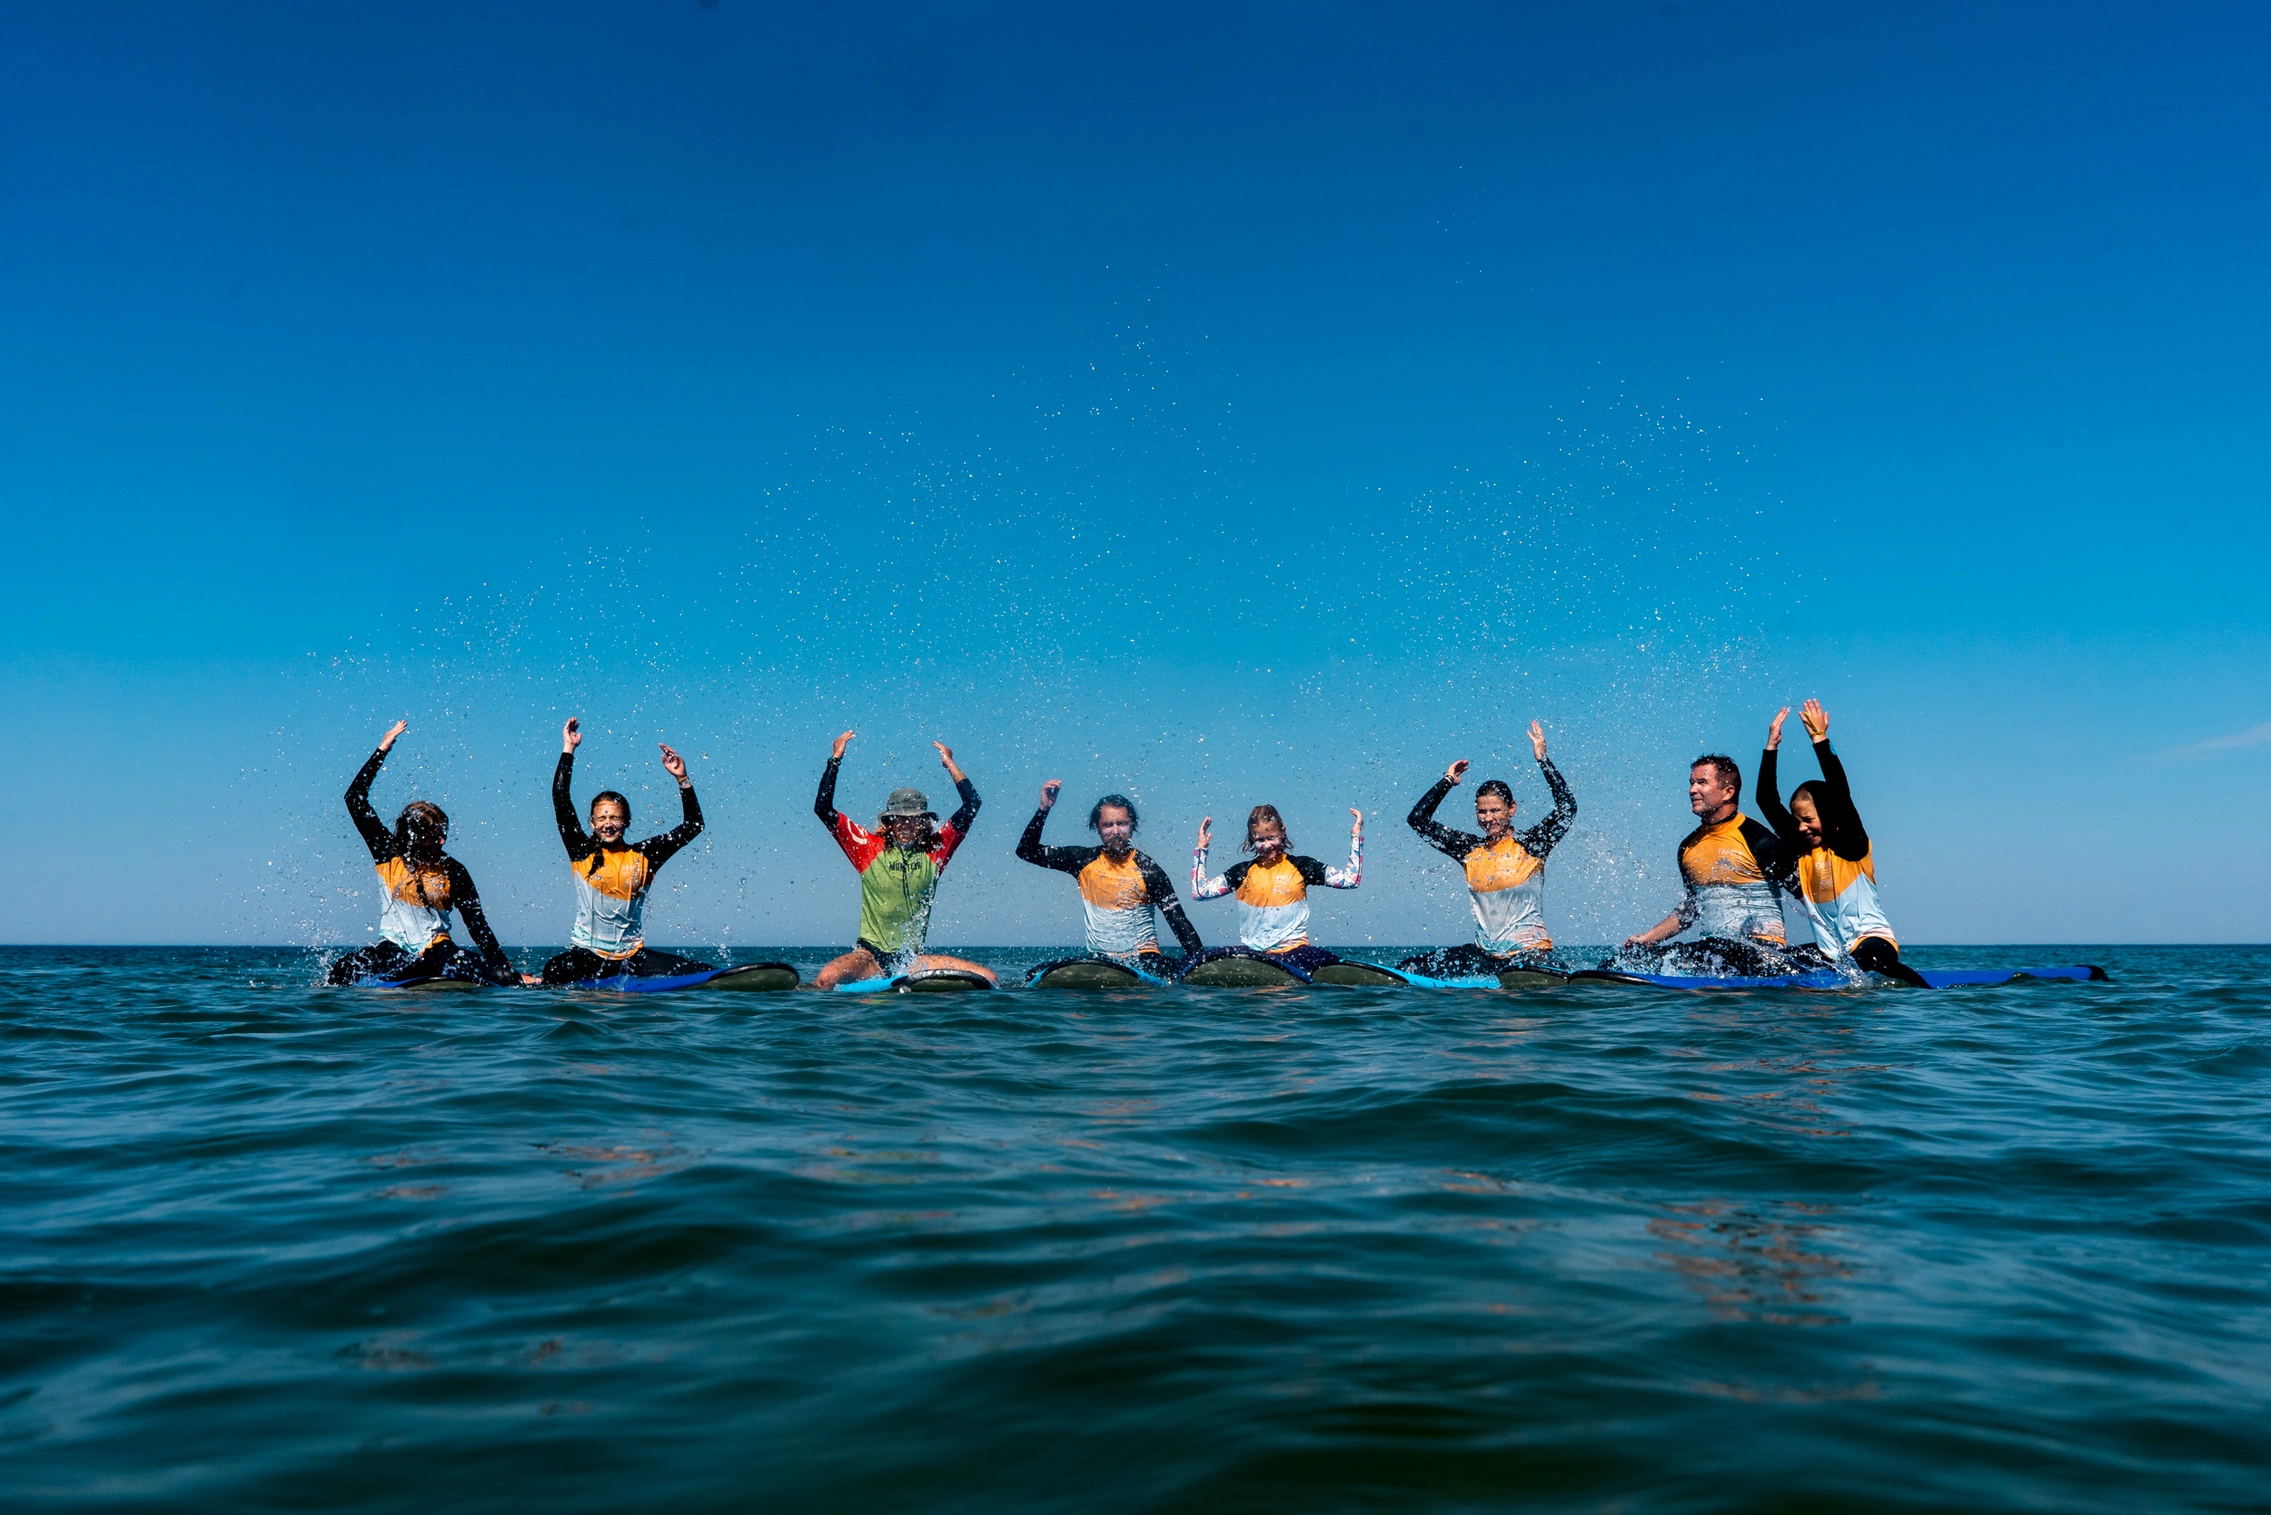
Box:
[812,730,994,988]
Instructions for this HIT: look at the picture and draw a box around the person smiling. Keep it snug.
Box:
[1620,750,1797,976]
[1757,700,1927,987]
[1399,720,1578,978]
[1017,782,1203,974]
[812,730,992,988]
[533,717,711,986]
[1187,802,1363,977]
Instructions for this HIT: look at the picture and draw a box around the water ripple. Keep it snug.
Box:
[0,945,2266,1511]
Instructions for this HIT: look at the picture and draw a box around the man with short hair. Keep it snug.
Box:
[1620,752,1797,976]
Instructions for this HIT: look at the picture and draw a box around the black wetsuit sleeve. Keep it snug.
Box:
[948,774,980,835]
[639,784,705,871]
[554,752,592,861]
[345,747,397,863]
[1290,854,1332,886]
[1016,808,1094,874]
[446,859,512,971]
[1138,853,1205,955]
[1520,757,1578,860]
[814,757,843,828]
[1405,776,1476,860]
[1755,747,1800,853]
[1812,740,1871,862]
[1741,816,1798,893]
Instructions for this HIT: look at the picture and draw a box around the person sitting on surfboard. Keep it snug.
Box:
[1619,752,1799,977]
[1757,701,1927,988]
[812,731,993,989]
[1017,783,1203,976]
[327,720,518,987]
[530,717,713,986]
[1398,720,1577,979]
[1187,804,1362,977]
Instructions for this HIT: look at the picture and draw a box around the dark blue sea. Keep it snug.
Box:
[3,945,2265,1512]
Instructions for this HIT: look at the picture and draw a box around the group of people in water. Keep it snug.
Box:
[327,701,1924,990]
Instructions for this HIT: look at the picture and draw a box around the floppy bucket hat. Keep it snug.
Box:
[880,787,935,819]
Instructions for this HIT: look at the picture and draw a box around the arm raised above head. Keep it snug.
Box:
[553,749,589,857]
[345,744,395,861]
[1523,755,1578,859]
[642,778,705,870]
[1755,744,1793,843]
[814,749,844,827]
[1810,739,1870,861]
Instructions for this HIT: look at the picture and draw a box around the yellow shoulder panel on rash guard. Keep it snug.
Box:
[374,857,454,950]
[1235,858,1310,907]
[575,849,654,902]
[1680,817,1766,886]
[1077,853,1152,909]
[1798,847,1873,904]
[1464,837,1544,893]
[1799,843,1897,951]
[378,856,452,909]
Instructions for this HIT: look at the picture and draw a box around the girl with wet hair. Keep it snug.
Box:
[534,717,711,986]
[1757,700,1928,988]
[1401,720,1578,978]
[1186,801,1363,977]
[1018,782,1204,972]
[327,720,516,987]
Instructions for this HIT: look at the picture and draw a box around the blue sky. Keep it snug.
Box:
[2,1,2264,946]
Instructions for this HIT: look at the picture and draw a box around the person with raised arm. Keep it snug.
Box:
[1399,720,1578,978]
[1758,700,1928,987]
[812,731,993,988]
[327,720,518,987]
[1017,782,1203,977]
[1619,750,1798,977]
[531,717,712,986]
[1185,803,1363,977]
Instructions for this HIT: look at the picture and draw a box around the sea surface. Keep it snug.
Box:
[3,944,2266,1512]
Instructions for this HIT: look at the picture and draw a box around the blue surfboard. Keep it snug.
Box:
[1573,968,1852,991]
[833,967,995,994]
[570,962,799,994]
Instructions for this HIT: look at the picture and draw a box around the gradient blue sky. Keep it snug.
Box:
[3,1,2264,947]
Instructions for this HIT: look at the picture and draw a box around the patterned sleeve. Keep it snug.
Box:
[1190,844,1232,900]
[1520,757,1578,860]
[1405,776,1473,861]
[1323,825,1363,888]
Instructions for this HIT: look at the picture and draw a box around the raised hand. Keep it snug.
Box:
[1767,707,1789,751]
[1444,759,1470,785]
[659,743,688,782]
[1196,815,1213,852]
[934,740,966,783]
[1349,806,1365,835]
[1800,699,1829,742]
[830,730,856,761]
[379,720,408,752]
[562,717,582,754]
[1528,720,1548,761]
[1039,778,1062,810]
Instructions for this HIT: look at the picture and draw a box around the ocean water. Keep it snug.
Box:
[3,944,2265,1513]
